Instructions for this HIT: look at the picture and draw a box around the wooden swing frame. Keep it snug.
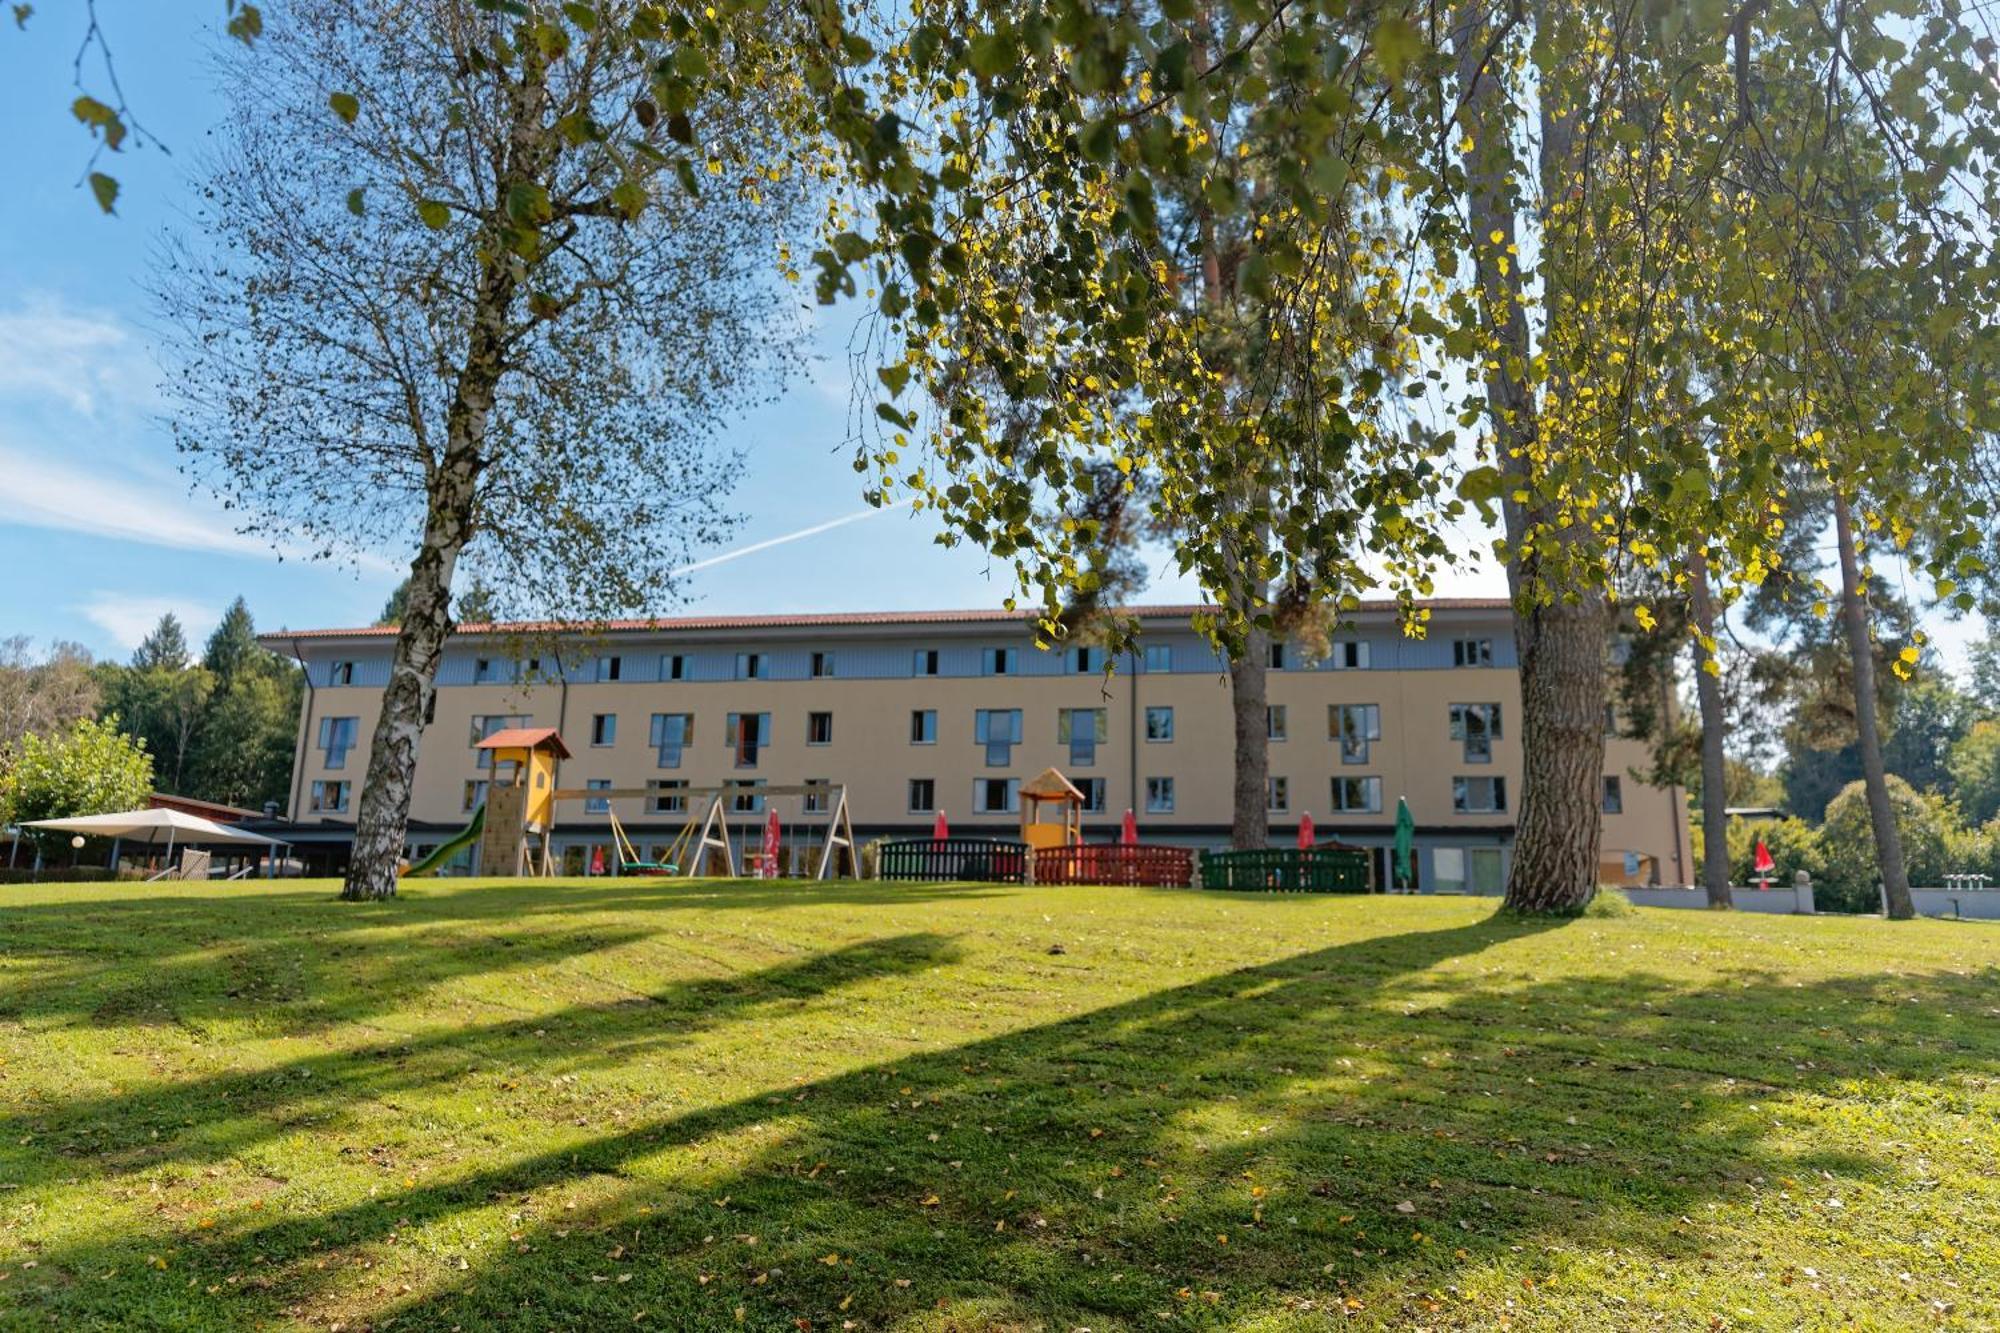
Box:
[550,781,859,881]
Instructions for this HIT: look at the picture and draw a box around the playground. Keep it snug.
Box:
[3,874,1996,1331]
[411,729,1378,892]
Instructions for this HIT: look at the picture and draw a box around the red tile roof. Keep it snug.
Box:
[259,600,1512,643]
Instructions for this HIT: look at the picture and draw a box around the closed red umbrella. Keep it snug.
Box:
[1297,811,1315,850]
[933,810,950,840]
[1121,808,1138,845]
[762,807,781,878]
[589,844,606,876]
[1752,836,1775,888]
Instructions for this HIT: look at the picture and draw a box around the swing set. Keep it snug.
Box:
[555,781,860,880]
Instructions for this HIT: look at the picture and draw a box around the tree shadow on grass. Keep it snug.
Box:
[9,908,2000,1329]
[0,878,1000,1036]
[0,931,962,1201]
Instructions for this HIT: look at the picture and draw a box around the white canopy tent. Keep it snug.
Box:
[23,809,287,879]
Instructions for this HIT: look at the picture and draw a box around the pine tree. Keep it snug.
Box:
[131,614,190,672]
[202,597,261,682]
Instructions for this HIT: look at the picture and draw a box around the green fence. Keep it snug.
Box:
[1199,847,1373,893]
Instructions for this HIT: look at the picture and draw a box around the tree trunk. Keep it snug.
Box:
[1688,554,1734,908]
[1502,584,1608,912]
[1832,493,1914,919]
[1456,1,1609,913]
[340,274,512,901]
[339,493,473,901]
[1229,627,1270,849]
[341,48,548,901]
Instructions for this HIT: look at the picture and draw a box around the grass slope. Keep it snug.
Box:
[0,879,1995,1330]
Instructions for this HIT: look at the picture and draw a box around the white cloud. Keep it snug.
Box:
[77,594,218,654]
[0,298,157,419]
[0,441,274,558]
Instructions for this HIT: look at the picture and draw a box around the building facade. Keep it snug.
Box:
[261,602,1692,889]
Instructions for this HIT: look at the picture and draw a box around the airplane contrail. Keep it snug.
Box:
[671,503,904,577]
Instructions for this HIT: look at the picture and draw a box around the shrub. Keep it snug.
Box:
[1819,776,1956,912]
[1722,816,1825,890]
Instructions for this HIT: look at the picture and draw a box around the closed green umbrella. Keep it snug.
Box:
[1393,796,1415,891]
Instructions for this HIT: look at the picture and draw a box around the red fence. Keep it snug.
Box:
[1033,843,1195,887]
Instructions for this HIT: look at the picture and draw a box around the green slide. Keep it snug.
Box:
[404,803,485,878]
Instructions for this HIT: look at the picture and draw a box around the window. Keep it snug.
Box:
[1330,776,1382,813]
[910,709,937,744]
[472,657,502,684]
[469,714,529,769]
[726,712,771,767]
[1331,703,1382,764]
[1060,707,1106,766]
[803,780,830,814]
[461,779,488,812]
[1440,847,1504,892]
[1602,775,1624,814]
[1072,646,1098,673]
[974,709,1022,766]
[735,652,765,680]
[1268,641,1288,670]
[973,777,1020,814]
[1469,848,1504,892]
[329,660,355,686]
[590,713,617,746]
[1448,703,1503,762]
[1330,640,1371,670]
[309,779,350,813]
[811,651,834,678]
[1144,643,1173,673]
[908,778,937,813]
[1145,706,1175,742]
[318,716,359,769]
[648,713,692,768]
[1267,705,1288,742]
[807,711,834,745]
[982,647,1017,676]
[661,653,688,681]
[523,657,543,681]
[647,779,688,814]
[1453,638,1493,667]
[596,655,622,682]
[1076,777,1107,813]
[1145,776,1176,813]
[914,649,940,676]
[584,778,612,815]
[727,779,767,813]
[1453,775,1508,813]
[1268,775,1290,812]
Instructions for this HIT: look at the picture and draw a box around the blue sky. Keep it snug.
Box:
[4,5,1976,677]
[0,3,1236,662]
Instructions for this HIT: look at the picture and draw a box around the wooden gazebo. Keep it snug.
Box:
[1019,767,1085,851]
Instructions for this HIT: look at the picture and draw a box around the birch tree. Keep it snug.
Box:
[157,0,811,900]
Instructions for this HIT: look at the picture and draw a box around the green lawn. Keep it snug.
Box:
[0,880,1995,1330]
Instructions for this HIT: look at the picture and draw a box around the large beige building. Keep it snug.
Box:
[261,602,1692,889]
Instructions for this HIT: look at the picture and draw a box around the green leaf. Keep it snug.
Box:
[329,91,360,125]
[415,198,451,230]
[1371,15,1423,80]
[968,33,1013,79]
[11,6,33,32]
[345,187,366,216]
[877,362,911,397]
[610,177,648,221]
[505,182,551,226]
[87,171,118,214]
[560,2,598,30]
[226,3,262,42]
